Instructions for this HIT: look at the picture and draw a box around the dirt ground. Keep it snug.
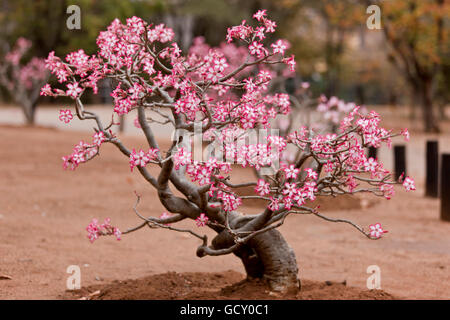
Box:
[0,109,449,299]
[63,271,395,300]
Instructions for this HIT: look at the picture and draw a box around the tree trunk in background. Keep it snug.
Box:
[164,14,195,51]
[355,84,365,105]
[119,114,125,133]
[421,80,440,133]
[409,90,419,121]
[438,102,448,120]
[23,102,36,125]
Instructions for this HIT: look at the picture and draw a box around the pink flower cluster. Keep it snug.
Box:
[317,95,357,126]
[403,177,416,191]
[173,147,192,170]
[285,107,417,202]
[5,38,32,65]
[62,141,97,170]
[62,132,108,170]
[227,9,277,46]
[185,158,231,186]
[86,218,121,243]
[273,180,317,210]
[2,38,47,92]
[41,11,296,134]
[129,148,158,171]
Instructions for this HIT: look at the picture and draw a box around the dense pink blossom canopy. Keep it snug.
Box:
[41,12,414,242]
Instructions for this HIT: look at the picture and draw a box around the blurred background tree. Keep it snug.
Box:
[0,0,448,131]
[375,0,449,132]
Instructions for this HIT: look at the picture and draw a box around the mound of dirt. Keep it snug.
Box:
[63,271,396,300]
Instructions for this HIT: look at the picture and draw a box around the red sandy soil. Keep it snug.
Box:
[63,271,395,300]
[0,124,449,300]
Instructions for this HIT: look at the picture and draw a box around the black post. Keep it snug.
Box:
[426,141,439,197]
[367,146,377,159]
[441,154,450,222]
[394,145,406,181]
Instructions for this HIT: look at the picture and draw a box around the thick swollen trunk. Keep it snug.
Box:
[232,229,300,294]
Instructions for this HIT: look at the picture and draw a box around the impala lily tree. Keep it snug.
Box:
[0,38,48,124]
[42,11,415,293]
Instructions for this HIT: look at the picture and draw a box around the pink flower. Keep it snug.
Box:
[59,109,73,123]
[93,131,106,146]
[66,82,82,98]
[283,165,299,180]
[254,26,266,40]
[364,157,378,172]
[173,147,192,170]
[147,149,159,160]
[283,196,293,209]
[283,183,297,197]
[213,57,228,72]
[129,148,157,171]
[271,40,287,55]
[195,213,209,227]
[226,20,253,43]
[255,179,270,196]
[403,177,416,191]
[86,218,100,243]
[369,223,387,239]
[40,84,53,96]
[292,190,305,206]
[257,70,272,83]
[249,41,264,57]
[86,218,121,243]
[264,19,277,33]
[221,193,242,212]
[159,27,175,43]
[113,228,122,241]
[401,128,410,141]
[253,10,267,21]
[380,183,395,199]
[282,55,296,72]
[302,181,317,201]
[305,168,318,180]
[268,197,280,211]
[365,134,380,147]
